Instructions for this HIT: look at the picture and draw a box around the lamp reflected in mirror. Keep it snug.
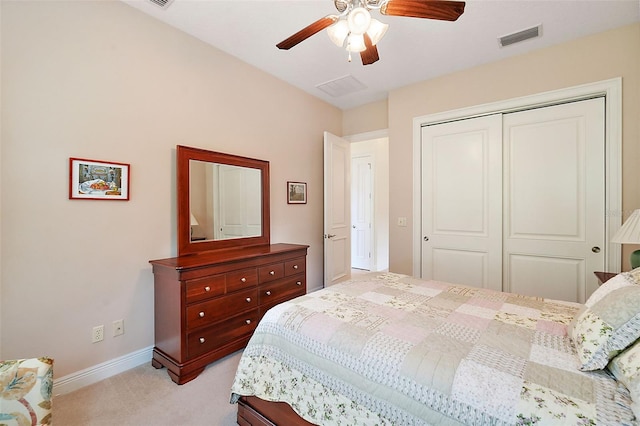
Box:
[190,213,206,242]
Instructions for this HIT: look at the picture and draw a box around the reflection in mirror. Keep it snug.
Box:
[177,145,270,256]
[189,160,262,241]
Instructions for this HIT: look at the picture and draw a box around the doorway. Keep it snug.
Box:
[323,131,390,287]
[350,136,389,274]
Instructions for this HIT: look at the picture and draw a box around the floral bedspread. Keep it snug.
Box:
[230,273,635,425]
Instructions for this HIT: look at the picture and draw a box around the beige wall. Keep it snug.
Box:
[383,23,640,274]
[342,99,388,136]
[0,1,341,377]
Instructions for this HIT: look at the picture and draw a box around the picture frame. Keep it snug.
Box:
[287,181,307,204]
[69,157,130,200]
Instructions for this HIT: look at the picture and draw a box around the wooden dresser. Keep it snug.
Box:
[149,243,308,384]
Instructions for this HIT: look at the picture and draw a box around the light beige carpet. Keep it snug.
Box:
[53,350,243,426]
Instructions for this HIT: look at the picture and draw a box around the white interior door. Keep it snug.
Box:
[351,155,372,270]
[324,131,351,287]
[503,98,605,302]
[421,115,503,290]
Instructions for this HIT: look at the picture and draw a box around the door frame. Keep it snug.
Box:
[345,129,390,273]
[412,78,622,277]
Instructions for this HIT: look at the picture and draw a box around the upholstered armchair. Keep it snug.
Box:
[0,357,53,425]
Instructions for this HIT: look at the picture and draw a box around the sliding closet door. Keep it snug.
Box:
[421,115,503,291]
[503,98,605,302]
[420,98,605,302]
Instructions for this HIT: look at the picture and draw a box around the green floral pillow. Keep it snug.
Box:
[0,357,53,425]
[608,339,640,418]
[569,274,640,371]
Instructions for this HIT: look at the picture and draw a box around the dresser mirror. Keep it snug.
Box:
[177,145,270,256]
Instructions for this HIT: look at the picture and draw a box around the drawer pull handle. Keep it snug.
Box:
[246,297,251,303]
[269,271,275,275]
[293,265,298,270]
[204,286,211,292]
[199,337,205,344]
[245,319,251,325]
[296,281,302,286]
[241,277,247,283]
[199,311,205,318]
[265,291,272,296]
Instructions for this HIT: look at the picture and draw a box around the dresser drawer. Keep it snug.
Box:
[259,275,306,311]
[187,288,258,329]
[258,263,284,283]
[188,310,259,359]
[227,268,259,293]
[284,257,306,277]
[185,274,225,303]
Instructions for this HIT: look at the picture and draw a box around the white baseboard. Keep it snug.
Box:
[52,345,153,396]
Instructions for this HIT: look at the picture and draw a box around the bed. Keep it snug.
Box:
[230,271,640,425]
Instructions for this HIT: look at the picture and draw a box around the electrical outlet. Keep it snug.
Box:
[113,319,124,337]
[92,325,104,343]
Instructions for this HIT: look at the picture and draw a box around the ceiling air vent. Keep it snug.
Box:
[316,75,367,98]
[148,0,174,9]
[498,24,542,47]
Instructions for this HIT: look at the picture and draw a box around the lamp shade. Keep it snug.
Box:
[611,209,640,269]
[346,34,366,52]
[347,7,371,35]
[366,18,388,45]
[327,20,349,47]
[190,213,199,226]
[611,210,640,244]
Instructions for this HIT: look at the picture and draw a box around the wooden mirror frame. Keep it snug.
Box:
[177,145,270,256]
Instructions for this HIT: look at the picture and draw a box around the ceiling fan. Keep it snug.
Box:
[276,0,466,65]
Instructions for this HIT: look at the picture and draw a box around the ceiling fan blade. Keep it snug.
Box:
[360,34,380,65]
[381,0,465,21]
[276,16,338,50]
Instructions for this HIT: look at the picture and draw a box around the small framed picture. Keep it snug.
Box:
[69,158,130,200]
[287,181,307,204]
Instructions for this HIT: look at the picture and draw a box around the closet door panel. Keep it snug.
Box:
[503,98,605,302]
[421,114,503,290]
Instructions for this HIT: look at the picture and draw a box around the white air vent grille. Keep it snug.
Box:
[316,75,367,98]
[499,24,542,47]
[148,0,174,9]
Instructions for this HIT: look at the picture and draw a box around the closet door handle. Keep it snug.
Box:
[592,246,601,253]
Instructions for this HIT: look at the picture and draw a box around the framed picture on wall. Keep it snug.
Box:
[69,157,130,200]
[287,181,307,204]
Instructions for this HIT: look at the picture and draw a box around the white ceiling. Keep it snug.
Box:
[122,0,640,110]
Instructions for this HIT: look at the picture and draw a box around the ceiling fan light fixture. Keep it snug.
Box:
[346,34,366,52]
[347,7,371,35]
[327,20,350,47]
[366,18,388,45]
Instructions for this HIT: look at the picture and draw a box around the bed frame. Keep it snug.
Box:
[237,396,314,426]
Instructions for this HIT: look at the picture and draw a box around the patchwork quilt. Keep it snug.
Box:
[230,273,635,425]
